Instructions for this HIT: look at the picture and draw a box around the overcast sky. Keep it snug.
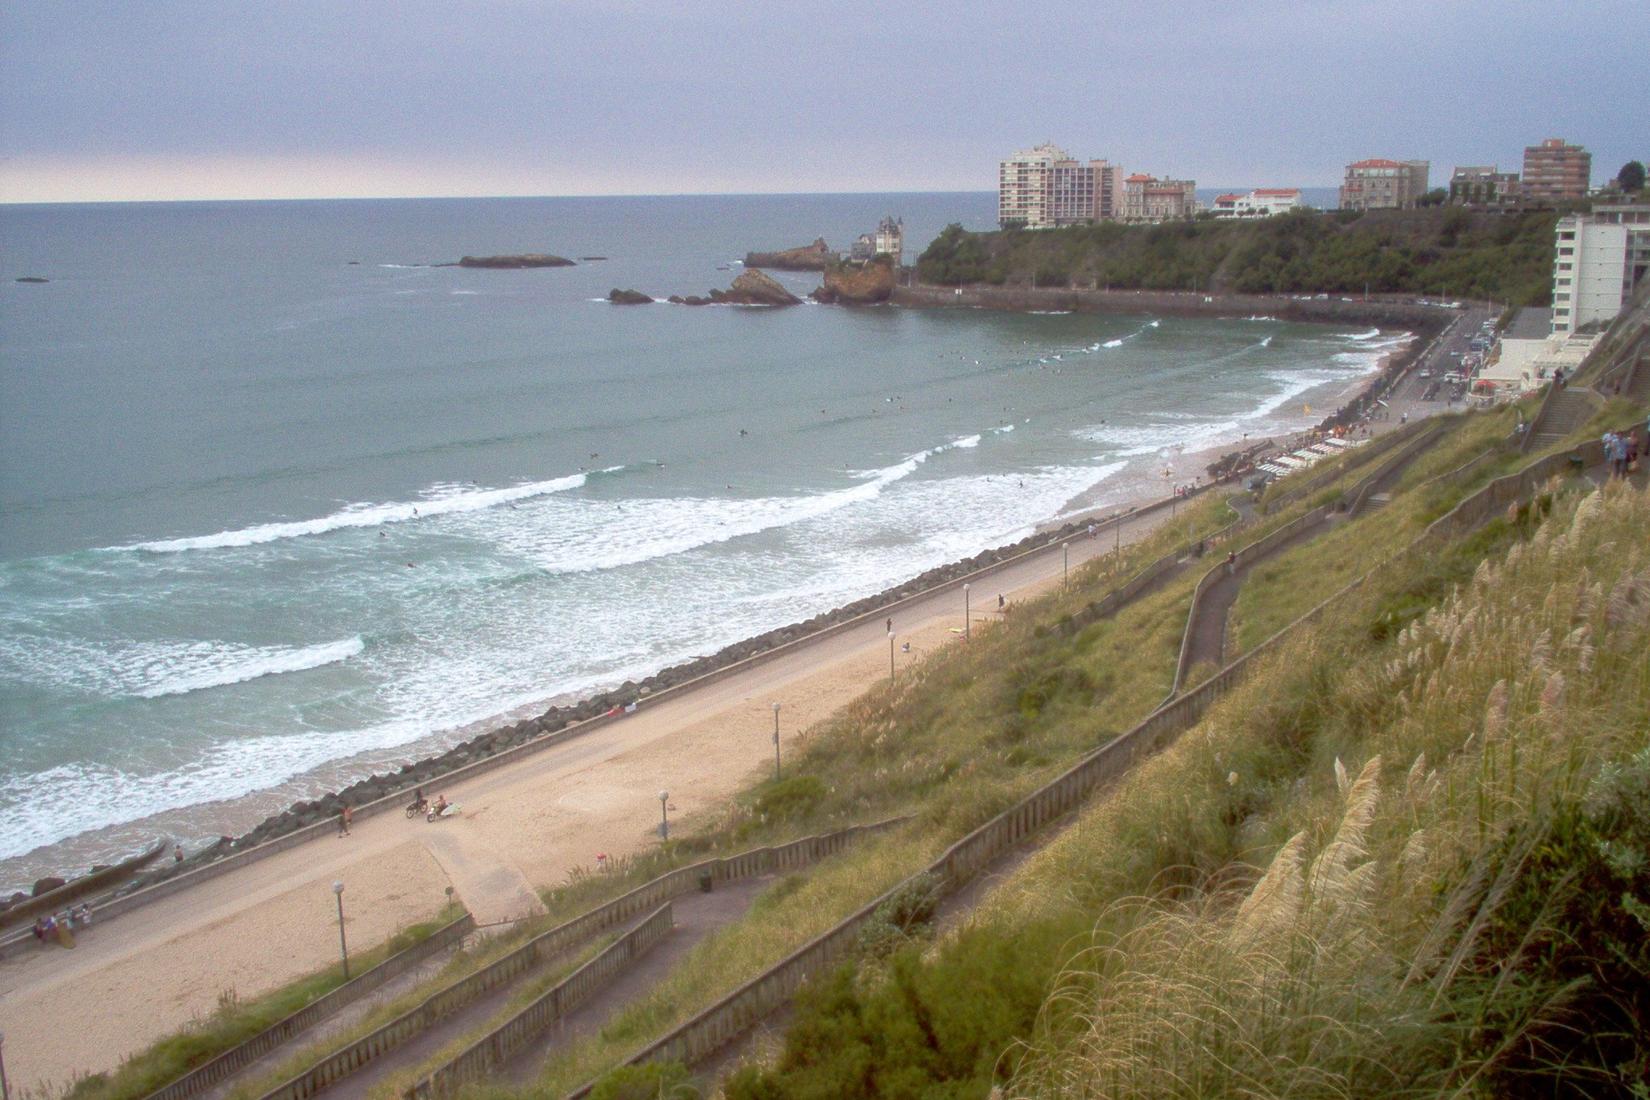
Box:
[1,0,1643,203]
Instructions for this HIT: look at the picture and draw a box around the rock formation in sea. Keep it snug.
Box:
[455,254,575,268]
[811,257,896,304]
[744,238,837,270]
[672,269,801,307]
[608,288,654,304]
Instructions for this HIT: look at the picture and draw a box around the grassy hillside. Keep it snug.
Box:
[721,437,1649,1098]
[915,208,1559,306]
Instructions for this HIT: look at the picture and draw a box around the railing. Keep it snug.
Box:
[252,820,902,1100]
[407,905,675,1099]
[142,912,476,1100]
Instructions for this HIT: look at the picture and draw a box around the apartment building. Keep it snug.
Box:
[998,144,1122,228]
[1522,138,1591,203]
[1448,165,1520,207]
[1550,204,1650,336]
[1210,188,1302,218]
[1338,159,1430,210]
[1122,174,1197,223]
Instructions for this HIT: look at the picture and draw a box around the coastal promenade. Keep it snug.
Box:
[0,476,1211,1091]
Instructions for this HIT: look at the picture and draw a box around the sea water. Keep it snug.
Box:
[0,194,1406,889]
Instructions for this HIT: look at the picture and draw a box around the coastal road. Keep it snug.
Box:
[0,483,1202,1090]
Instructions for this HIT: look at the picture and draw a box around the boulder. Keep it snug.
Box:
[32,876,66,897]
[455,254,575,269]
[608,288,654,305]
[708,269,801,306]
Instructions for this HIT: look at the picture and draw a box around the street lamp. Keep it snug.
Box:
[963,583,971,641]
[332,881,349,981]
[658,790,670,841]
[771,702,782,782]
[888,631,896,680]
[1,1028,10,1100]
[1063,541,1069,587]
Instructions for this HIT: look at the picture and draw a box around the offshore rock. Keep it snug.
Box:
[706,269,801,306]
[744,238,836,270]
[811,257,895,304]
[608,288,654,304]
[455,254,575,268]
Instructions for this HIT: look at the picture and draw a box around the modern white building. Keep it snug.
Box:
[1551,204,1650,336]
[1480,307,1593,392]
[1210,188,1302,218]
[998,144,1123,228]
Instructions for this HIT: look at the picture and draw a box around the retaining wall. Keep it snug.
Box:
[253,821,900,1100]
[142,912,476,1100]
[408,905,675,1099]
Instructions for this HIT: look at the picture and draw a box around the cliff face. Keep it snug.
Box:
[811,258,896,304]
[744,238,836,270]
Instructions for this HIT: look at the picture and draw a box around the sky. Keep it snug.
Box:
[1,0,1644,203]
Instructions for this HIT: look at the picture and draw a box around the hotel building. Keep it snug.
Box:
[1122,175,1197,223]
[999,144,1123,228]
[1550,204,1650,337]
[1339,159,1430,210]
[1210,188,1302,218]
[1522,138,1591,203]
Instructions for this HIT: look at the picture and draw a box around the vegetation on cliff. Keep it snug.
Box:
[724,434,1650,1099]
[916,208,1560,305]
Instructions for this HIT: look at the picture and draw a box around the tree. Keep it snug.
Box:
[1416,188,1449,208]
[1617,160,1646,194]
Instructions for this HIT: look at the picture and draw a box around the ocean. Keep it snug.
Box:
[0,192,1406,891]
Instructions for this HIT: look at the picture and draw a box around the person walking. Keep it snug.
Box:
[338,804,353,837]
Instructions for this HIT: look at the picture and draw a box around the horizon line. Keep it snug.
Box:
[0,183,1344,208]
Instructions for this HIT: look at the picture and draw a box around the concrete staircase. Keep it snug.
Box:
[1364,492,1392,511]
[1527,387,1599,451]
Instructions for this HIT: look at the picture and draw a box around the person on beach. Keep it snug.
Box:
[997,594,1005,611]
[338,804,352,837]
[174,843,183,863]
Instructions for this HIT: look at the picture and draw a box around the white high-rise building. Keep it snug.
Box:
[1551,205,1650,336]
[999,144,1122,229]
[1000,144,1064,229]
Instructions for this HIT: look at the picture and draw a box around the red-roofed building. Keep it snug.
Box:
[1122,174,1197,223]
[1339,158,1430,210]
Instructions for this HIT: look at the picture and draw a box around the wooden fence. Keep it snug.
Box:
[407,905,675,1099]
[251,820,900,1100]
[142,911,476,1100]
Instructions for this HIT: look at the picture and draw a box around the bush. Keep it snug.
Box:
[753,775,827,822]
[588,1060,699,1100]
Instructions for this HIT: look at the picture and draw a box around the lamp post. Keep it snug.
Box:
[771,702,782,781]
[658,790,670,841]
[963,583,970,641]
[1,1028,10,1100]
[1063,542,1069,587]
[888,631,896,681]
[332,881,349,981]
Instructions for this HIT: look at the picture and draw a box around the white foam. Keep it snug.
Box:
[138,637,363,698]
[951,434,982,449]
[1336,328,1382,341]
[1101,338,1125,348]
[130,472,593,553]
[1244,315,1278,322]
[0,633,363,700]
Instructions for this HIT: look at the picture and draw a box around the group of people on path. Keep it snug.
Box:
[1603,428,1641,479]
[32,903,92,945]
